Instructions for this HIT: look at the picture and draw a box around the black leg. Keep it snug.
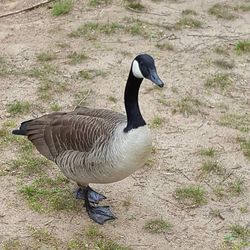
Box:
[84,186,116,224]
[75,186,106,204]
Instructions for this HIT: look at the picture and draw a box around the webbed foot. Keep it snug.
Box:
[75,186,106,203]
[80,186,116,224]
[86,204,116,225]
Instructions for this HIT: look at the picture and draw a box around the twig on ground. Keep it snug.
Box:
[0,0,55,19]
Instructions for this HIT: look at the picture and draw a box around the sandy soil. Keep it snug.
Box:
[0,0,249,249]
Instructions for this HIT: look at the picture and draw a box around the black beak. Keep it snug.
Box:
[147,70,164,88]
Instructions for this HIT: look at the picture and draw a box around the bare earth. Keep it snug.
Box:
[0,0,249,249]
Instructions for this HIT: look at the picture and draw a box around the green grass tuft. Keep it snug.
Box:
[174,186,206,206]
[150,116,164,128]
[234,40,250,54]
[230,224,250,240]
[125,0,145,11]
[20,175,80,212]
[199,148,217,157]
[67,51,88,64]
[182,9,197,15]
[6,100,31,115]
[205,73,232,90]
[219,113,250,133]
[74,89,92,106]
[2,239,24,250]
[52,0,74,16]
[88,0,112,6]
[234,4,250,12]
[156,42,174,51]
[176,17,202,28]
[9,152,51,176]
[201,160,224,174]
[237,138,250,160]
[50,102,61,111]
[214,46,229,55]
[85,226,131,249]
[108,95,117,103]
[172,96,202,116]
[29,227,61,248]
[144,219,172,234]
[0,120,20,146]
[213,59,234,69]
[69,22,123,39]
[78,69,106,80]
[229,179,245,196]
[36,51,57,62]
[208,4,236,20]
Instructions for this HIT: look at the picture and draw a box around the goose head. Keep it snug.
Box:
[132,54,164,88]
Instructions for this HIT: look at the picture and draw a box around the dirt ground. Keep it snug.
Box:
[0,0,249,249]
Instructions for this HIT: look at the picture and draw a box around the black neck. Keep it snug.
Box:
[124,69,146,132]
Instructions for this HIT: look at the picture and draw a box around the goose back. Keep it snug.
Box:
[23,107,126,162]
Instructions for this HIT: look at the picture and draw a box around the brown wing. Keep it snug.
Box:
[23,108,126,161]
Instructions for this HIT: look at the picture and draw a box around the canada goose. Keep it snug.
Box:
[12,54,164,224]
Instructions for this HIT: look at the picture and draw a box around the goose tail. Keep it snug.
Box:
[12,119,34,136]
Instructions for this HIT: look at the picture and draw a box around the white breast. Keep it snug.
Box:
[98,123,152,183]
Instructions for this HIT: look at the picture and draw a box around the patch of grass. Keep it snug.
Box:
[239,206,248,213]
[2,239,24,250]
[74,89,92,105]
[78,69,106,80]
[36,51,57,62]
[9,152,51,176]
[122,196,132,208]
[156,41,174,51]
[199,148,217,157]
[174,185,206,207]
[219,113,250,133]
[205,73,232,90]
[0,57,8,77]
[144,219,172,234]
[234,4,250,12]
[20,175,79,212]
[123,18,161,38]
[229,179,245,196]
[56,42,70,48]
[29,227,61,248]
[6,100,31,115]
[208,4,236,20]
[201,160,224,174]
[88,0,111,6]
[50,102,61,111]
[213,59,234,69]
[150,116,164,128]
[37,79,67,100]
[214,186,226,198]
[67,238,87,250]
[125,0,145,11]
[176,17,202,29]
[234,40,250,54]
[230,224,250,240]
[52,0,74,16]
[85,226,131,249]
[69,22,123,39]
[108,95,117,103]
[27,63,58,79]
[214,46,229,55]
[67,52,88,64]
[238,138,250,160]
[172,96,202,116]
[0,120,20,146]
[182,9,197,15]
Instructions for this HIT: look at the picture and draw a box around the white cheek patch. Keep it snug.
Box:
[132,60,144,79]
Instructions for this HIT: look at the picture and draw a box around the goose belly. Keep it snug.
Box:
[56,125,152,184]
